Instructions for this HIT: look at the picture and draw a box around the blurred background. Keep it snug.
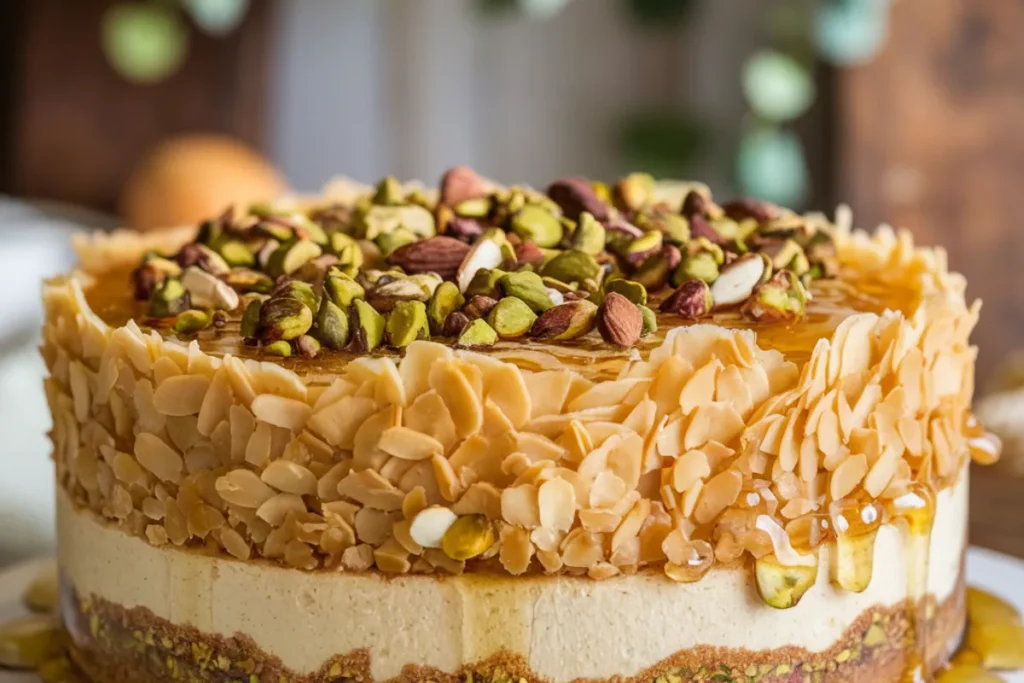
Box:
[1,0,1023,566]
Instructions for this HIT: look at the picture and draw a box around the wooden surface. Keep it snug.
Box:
[836,0,1024,386]
[4,0,272,212]
[970,465,1024,560]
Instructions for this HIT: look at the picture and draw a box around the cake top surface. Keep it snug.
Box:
[82,168,920,380]
[42,168,997,599]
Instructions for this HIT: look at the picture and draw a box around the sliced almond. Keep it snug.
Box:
[409,505,458,548]
[709,253,767,309]
[456,237,503,293]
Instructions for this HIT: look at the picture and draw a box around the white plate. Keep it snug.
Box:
[2,550,1023,682]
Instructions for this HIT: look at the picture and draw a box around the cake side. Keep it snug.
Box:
[57,468,968,682]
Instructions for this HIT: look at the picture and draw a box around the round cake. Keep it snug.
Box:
[41,168,999,682]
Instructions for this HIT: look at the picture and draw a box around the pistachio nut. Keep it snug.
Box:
[446,216,485,242]
[633,247,678,291]
[292,215,330,245]
[514,240,547,267]
[375,228,418,257]
[455,236,504,292]
[177,243,231,276]
[570,212,606,255]
[755,555,818,609]
[253,221,295,243]
[240,298,262,340]
[660,279,713,319]
[463,294,500,320]
[387,300,431,348]
[510,204,563,248]
[639,304,657,337]
[427,281,466,335]
[173,309,210,335]
[441,514,495,560]
[603,278,647,305]
[293,334,320,359]
[441,310,472,338]
[216,239,255,268]
[688,214,730,246]
[274,279,318,314]
[681,189,716,219]
[465,268,507,298]
[132,255,181,300]
[363,204,436,240]
[315,299,350,350]
[372,278,432,312]
[539,249,601,285]
[673,250,720,285]
[623,231,663,265]
[372,175,404,206]
[613,172,654,211]
[547,177,609,222]
[264,340,293,358]
[406,273,443,297]
[487,297,538,339]
[256,238,281,269]
[530,300,598,341]
[223,268,274,294]
[456,318,498,348]
[148,278,191,318]
[498,271,554,313]
[330,231,358,256]
[324,270,366,308]
[258,297,313,342]
[454,197,491,218]
[722,197,779,223]
[350,299,386,352]
[741,270,809,322]
[267,239,323,278]
[647,211,690,244]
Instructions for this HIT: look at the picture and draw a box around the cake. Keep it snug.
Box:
[37,168,1003,682]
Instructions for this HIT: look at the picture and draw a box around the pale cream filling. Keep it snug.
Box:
[57,469,967,683]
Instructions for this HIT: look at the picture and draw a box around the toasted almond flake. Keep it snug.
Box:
[694,470,742,524]
[608,433,643,489]
[799,434,819,483]
[134,433,183,483]
[308,396,378,450]
[680,359,722,415]
[260,460,317,496]
[453,482,503,519]
[589,471,627,510]
[501,484,540,528]
[337,469,405,511]
[562,530,604,568]
[568,378,649,413]
[250,394,312,432]
[830,453,868,500]
[536,549,564,573]
[480,398,517,437]
[863,446,900,498]
[353,508,395,545]
[353,405,400,471]
[530,526,564,552]
[216,469,275,508]
[499,525,534,575]
[379,426,444,461]
[672,450,710,493]
[481,362,532,428]
[611,498,650,551]
[649,356,692,415]
[515,432,567,463]
[68,360,91,422]
[256,493,306,526]
[245,421,273,467]
[684,402,745,450]
[431,454,464,502]
[429,361,482,438]
[404,390,459,453]
[537,477,576,532]
[449,433,509,486]
[400,341,454,402]
[152,374,211,417]
[524,370,574,419]
[579,509,622,532]
[341,543,375,570]
[219,526,251,560]
[622,398,657,438]
[402,486,429,519]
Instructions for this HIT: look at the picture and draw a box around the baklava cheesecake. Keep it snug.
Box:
[41,168,999,682]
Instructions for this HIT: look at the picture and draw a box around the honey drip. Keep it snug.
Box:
[830,498,883,593]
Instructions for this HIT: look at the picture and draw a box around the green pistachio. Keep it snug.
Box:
[258,297,313,342]
[530,300,598,341]
[539,249,601,285]
[375,228,418,257]
[454,197,491,218]
[673,251,720,285]
[498,271,554,313]
[742,271,808,322]
[510,205,563,248]
[603,279,648,305]
[386,300,430,348]
[614,173,654,211]
[215,240,255,268]
[633,251,673,291]
[330,231,358,256]
[276,280,318,314]
[315,299,350,350]
[465,268,507,298]
[571,212,606,255]
[406,273,443,297]
[350,299,386,352]
[456,318,498,348]
[193,243,231,275]
[254,221,295,243]
[480,227,510,246]
[294,216,329,245]
[148,278,190,318]
[295,335,321,359]
[486,297,538,339]
[639,304,657,337]
[655,213,691,244]
[372,175,405,206]
[324,270,366,308]
[710,218,741,242]
[196,218,225,246]
[625,231,663,260]
[173,309,210,335]
[363,205,436,240]
[267,239,323,278]
[335,243,364,276]
[240,298,262,339]
[427,281,465,335]
[499,241,518,269]
[541,276,577,294]
[224,268,274,294]
[264,340,293,358]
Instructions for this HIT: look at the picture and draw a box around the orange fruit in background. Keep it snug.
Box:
[120,134,286,231]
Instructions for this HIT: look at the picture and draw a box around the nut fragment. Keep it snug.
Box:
[597,292,642,348]
[487,297,538,339]
[547,177,609,221]
[440,165,487,206]
[741,270,808,322]
[316,299,350,350]
[510,205,563,248]
[259,297,313,342]
[709,252,769,309]
[499,271,554,313]
[409,506,458,549]
[456,237,504,293]
[456,318,498,348]
[389,236,471,279]
[386,300,430,348]
[427,281,465,335]
[539,249,601,286]
[660,279,712,319]
[441,514,495,560]
[350,299,386,352]
[755,555,818,609]
[530,300,598,340]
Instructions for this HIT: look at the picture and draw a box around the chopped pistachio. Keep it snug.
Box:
[465,268,507,298]
[173,309,210,335]
[441,514,495,560]
[253,221,294,243]
[613,172,654,211]
[295,334,321,359]
[487,297,538,339]
[633,249,676,291]
[638,304,657,336]
[571,212,606,255]
[624,231,663,262]
[375,228,418,257]
[216,240,255,268]
[498,271,554,313]
[267,239,323,278]
[456,318,498,348]
[324,270,366,308]
[741,271,808,322]
[363,205,435,240]
[539,249,601,285]
[441,310,471,338]
[427,281,466,335]
[315,299,350,350]
[673,250,720,285]
[258,297,313,342]
[224,268,274,294]
[454,197,491,218]
[350,299,386,352]
[264,340,293,358]
[240,299,262,339]
[148,278,190,318]
[275,280,318,314]
[651,212,691,244]
[463,295,499,320]
[372,175,405,205]
[661,279,712,319]
[530,300,598,341]
[386,300,431,348]
[510,204,563,248]
[603,279,647,306]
